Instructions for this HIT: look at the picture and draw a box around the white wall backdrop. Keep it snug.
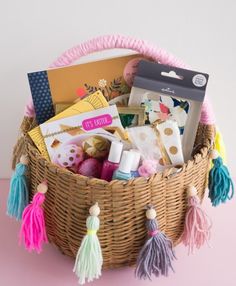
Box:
[0,0,235,178]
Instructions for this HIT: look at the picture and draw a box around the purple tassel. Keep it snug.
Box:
[135,206,176,280]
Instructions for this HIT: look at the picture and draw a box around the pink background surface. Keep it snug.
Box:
[1,179,235,286]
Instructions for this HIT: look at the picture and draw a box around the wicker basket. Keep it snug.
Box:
[12,35,215,269]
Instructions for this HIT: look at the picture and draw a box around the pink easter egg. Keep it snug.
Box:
[77,158,102,178]
[55,144,84,169]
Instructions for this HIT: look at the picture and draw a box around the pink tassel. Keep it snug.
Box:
[19,182,48,253]
[181,186,212,254]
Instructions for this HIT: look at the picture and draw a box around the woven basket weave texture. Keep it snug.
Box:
[12,35,216,269]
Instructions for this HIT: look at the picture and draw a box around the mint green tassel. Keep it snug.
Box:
[73,203,103,285]
[7,155,29,220]
[209,150,234,206]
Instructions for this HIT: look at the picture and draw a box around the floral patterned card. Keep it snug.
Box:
[137,92,190,135]
[28,54,148,124]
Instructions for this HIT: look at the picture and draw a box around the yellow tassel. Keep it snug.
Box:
[214,128,227,164]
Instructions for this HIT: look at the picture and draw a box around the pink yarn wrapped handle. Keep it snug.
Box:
[25,34,215,124]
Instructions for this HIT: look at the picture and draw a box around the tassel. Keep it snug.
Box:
[209,150,234,206]
[181,186,212,254]
[73,202,103,285]
[19,182,48,253]
[214,128,227,164]
[7,155,29,220]
[135,205,176,280]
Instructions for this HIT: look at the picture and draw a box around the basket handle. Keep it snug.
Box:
[25,34,215,125]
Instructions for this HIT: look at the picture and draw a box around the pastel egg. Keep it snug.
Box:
[55,144,84,168]
[77,158,102,178]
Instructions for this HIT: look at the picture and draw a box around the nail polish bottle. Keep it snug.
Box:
[100,141,123,182]
[112,151,134,181]
[130,149,141,178]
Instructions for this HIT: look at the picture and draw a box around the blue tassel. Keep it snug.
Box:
[209,150,234,206]
[7,155,29,220]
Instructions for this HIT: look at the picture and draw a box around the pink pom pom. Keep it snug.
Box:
[77,158,102,178]
[54,144,84,169]
[138,160,157,178]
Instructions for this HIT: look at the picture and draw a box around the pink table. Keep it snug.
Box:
[1,179,235,286]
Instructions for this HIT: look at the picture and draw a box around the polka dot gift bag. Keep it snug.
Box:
[9,35,233,284]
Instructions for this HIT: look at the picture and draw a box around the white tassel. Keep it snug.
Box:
[73,203,103,284]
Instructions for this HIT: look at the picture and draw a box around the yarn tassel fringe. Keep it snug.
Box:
[209,150,234,206]
[214,128,226,164]
[181,186,212,254]
[135,206,176,280]
[73,203,103,285]
[7,155,29,220]
[19,182,48,253]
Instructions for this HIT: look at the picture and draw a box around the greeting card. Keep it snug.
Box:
[28,54,146,124]
[28,91,108,160]
[40,105,124,161]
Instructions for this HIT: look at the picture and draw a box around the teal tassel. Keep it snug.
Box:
[209,150,234,206]
[73,203,103,285]
[7,155,29,220]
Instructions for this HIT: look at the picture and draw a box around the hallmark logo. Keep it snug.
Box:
[161,87,175,94]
